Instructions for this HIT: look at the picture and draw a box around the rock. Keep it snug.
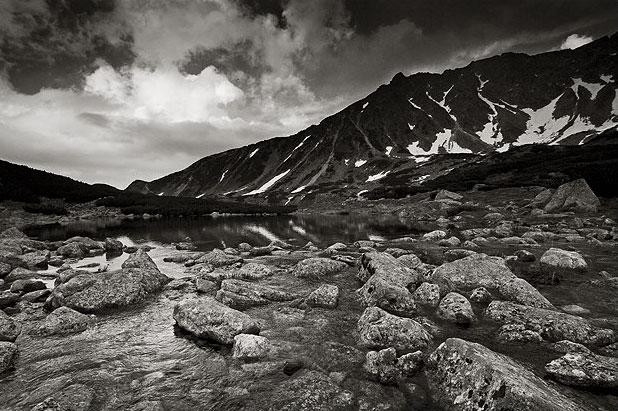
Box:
[104,237,123,253]
[426,338,583,411]
[0,310,21,342]
[461,228,492,239]
[469,287,492,303]
[17,250,49,270]
[4,267,40,282]
[9,279,46,294]
[432,253,553,309]
[283,359,303,376]
[0,342,18,374]
[515,249,536,262]
[31,384,94,411]
[354,240,376,249]
[36,306,93,336]
[232,334,270,360]
[196,278,218,294]
[57,242,86,258]
[357,252,418,316]
[173,297,260,344]
[422,230,447,241]
[192,249,242,267]
[203,263,274,282]
[46,250,170,313]
[435,189,463,201]
[384,247,412,258]
[357,307,432,352]
[552,340,592,355]
[485,301,614,346]
[560,304,591,315]
[0,227,27,239]
[237,243,252,252]
[540,248,587,273]
[364,347,423,385]
[163,252,202,264]
[306,284,339,308]
[545,352,618,389]
[327,242,347,251]
[64,236,103,250]
[0,291,20,309]
[397,254,422,269]
[21,289,51,302]
[411,282,440,307]
[496,324,543,344]
[267,370,353,410]
[223,247,240,255]
[216,279,299,309]
[0,262,11,277]
[248,245,274,256]
[544,179,600,213]
[436,292,475,325]
[292,257,347,279]
[530,188,554,207]
[443,249,477,262]
[175,241,197,251]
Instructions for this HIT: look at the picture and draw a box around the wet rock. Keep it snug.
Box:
[436,292,475,325]
[293,257,347,279]
[552,340,592,355]
[104,237,123,253]
[216,279,299,309]
[0,342,18,374]
[306,284,339,308]
[422,230,447,241]
[411,282,440,307]
[515,249,536,262]
[432,253,553,309]
[469,287,492,303]
[540,248,587,272]
[163,252,203,264]
[545,352,618,389]
[443,249,477,262]
[46,250,170,313]
[10,279,46,295]
[56,242,85,259]
[485,301,615,346]
[426,338,583,411]
[192,249,242,267]
[173,297,260,344]
[357,252,418,316]
[267,370,353,410]
[31,384,94,411]
[0,310,21,342]
[435,189,463,201]
[37,306,93,336]
[354,240,376,249]
[0,291,20,309]
[544,179,600,213]
[232,334,270,360]
[363,347,423,385]
[21,289,51,303]
[357,307,432,352]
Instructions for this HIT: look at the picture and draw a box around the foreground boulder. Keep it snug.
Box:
[36,307,93,336]
[45,250,170,313]
[173,297,260,344]
[545,352,618,389]
[357,307,432,352]
[357,252,419,316]
[0,341,18,374]
[432,254,553,309]
[485,301,614,346]
[292,257,347,279]
[544,179,600,213]
[215,279,299,309]
[0,310,21,342]
[426,338,583,411]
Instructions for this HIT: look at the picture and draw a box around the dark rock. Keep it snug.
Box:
[426,338,583,411]
[469,286,493,303]
[0,310,21,342]
[196,278,218,294]
[443,248,477,262]
[515,249,536,262]
[283,359,303,376]
[10,279,46,294]
[104,237,123,253]
[0,291,20,309]
[0,341,18,374]
[57,242,86,259]
[17,250,49,270]
[357,307,432,352]
[4,267,40,282]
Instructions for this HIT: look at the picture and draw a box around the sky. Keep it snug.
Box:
[1,0,617,188]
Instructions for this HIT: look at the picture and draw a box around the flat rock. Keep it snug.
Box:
[202,263,274,282]
[435,189,463,201]
[545,352,618,389]
[485,301,614,346]
[193,249,242,267]
[17,250,49,270]
[216,279,299,309]
[357,252,418,316]
[173,297,260,344]
[292,257,347,279]
[357,307,432,352]
[426,338,584,411]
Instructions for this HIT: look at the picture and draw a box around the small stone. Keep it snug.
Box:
[283,359,303,375]
[560,304,591,315]
[422,230,447,241]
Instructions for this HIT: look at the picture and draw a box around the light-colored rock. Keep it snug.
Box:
[435,190,463,201]
[469,287,492,303]
[357,307,431,352]
[306,284,339,308]
[436,292,475,325]
[216,279,299,309]
[544,179,600,213]
[540,248,587,272]
[545,352,618,389]
[293,257,347,279]
[363,347,423,384]
[232,334,270,360]
[422,230,447,241]
[31,384,94,411]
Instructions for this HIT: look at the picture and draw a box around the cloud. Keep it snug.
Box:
[560,33,594,49]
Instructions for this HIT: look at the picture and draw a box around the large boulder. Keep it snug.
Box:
[45,250,170,313]
[540,248,587,272]
[292,257,347,279]
[104,238,124,253]
[0,310,21,342]
[545,352,618,389]
[173,297,260,344]
[426,338,584,411]
[215,279,299,309]
[357,252,418,316]
[432,253,553,309]
[544,179,600,213]
[0,341,18,374]
[357,307,432,352]
[485,301,614,346]
[36,307,93,336]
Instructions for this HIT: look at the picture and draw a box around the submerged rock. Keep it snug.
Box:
[292,257,347,279]
[306,284,339,308]
[173,297,260,344]
[545,352,618,389]
[544,179,600,213]
[357,252,418,316]
[426,338,584,411]
[0,341,18,374]
[357,307,432,352]
[46,249,170,313]
[0,310,21,342]
[36,306,93,336]
[485,301,614,346]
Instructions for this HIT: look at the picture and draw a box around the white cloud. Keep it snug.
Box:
[560,34,593,50]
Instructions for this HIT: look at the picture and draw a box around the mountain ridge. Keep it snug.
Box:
[127,33,618,202]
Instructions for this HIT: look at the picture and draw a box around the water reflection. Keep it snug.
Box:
[25,214,433,250]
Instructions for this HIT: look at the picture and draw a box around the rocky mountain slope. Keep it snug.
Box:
[127,33,618,202]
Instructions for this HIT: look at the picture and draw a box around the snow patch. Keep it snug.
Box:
[158,192,164,196]
[248,148,259,158]
[219,170,228,183]
[426,87,457,121]
[571,78,604,100]
[344,159,350,166]
[357,190,369,197]
[195,193,205,199]
[385,146,393,156]
[355,159,367,167]
[516,94,570,145]
[366,171,390,182]
[408,123,415,131]
[291,185,306,194]
[601,74,614,83]
[408,130,471,155]
[408,98,422,110]
[243,169,290,196]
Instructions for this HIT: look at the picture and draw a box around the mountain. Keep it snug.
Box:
[127,33,618,203]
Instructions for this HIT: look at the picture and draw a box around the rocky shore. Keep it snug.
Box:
[0,179,617,410]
